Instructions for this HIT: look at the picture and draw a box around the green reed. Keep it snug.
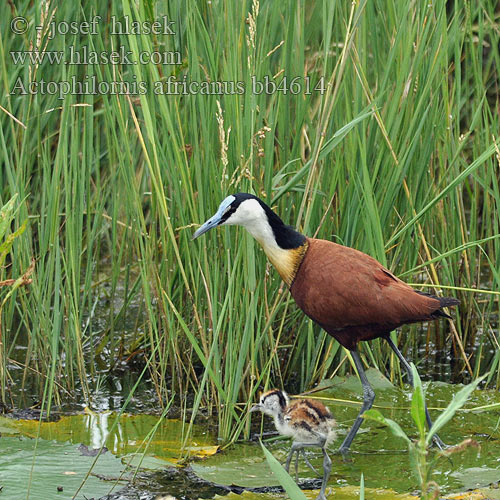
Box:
[0,0,498,443]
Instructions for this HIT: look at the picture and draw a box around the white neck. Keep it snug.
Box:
[244,217,279,250]
[245,221,298,286]
[225,199,305,286]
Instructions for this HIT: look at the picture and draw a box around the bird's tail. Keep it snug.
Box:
[435,296,460,319]
[417,291,460,319]
[438,296,460,308]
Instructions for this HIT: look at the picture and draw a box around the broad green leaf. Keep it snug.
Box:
[0,436,127,499]
[0,416,19,434]
[8,414,216,461]
[329,367,395,392]
[410,363,426,437]
[363,409,411,444]
[121,454,175,470]
[426,374,488,445]
[191,447,281,488]
[213,487,419,500]
[451,468,500,492]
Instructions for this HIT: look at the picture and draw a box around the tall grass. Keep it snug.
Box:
[0,0,498,442]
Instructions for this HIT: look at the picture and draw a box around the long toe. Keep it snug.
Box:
[314,492,328,500]
[432,434,448,450]
[338,445,352,459]
[337,449,354,464]
[301,451,320,476]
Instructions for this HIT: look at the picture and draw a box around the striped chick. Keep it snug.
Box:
[251,389,336,500]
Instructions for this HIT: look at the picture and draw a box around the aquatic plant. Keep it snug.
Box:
[364,364,484,499]
[0,1,498,447]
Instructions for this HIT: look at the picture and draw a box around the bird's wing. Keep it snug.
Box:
[291,238,441,335]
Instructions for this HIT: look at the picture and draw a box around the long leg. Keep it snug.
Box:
[339,349,375,454]
[317,447,332,500]
[385,336,446,449]
[286,447,319,480]
[285,445,296,473]
[285,441,312,474]
[300,450,320,475]
[286,440,323,474]
[304,430,326,476]
[285,437,331,500]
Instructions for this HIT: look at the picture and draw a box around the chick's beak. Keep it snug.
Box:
[249,404,261,413]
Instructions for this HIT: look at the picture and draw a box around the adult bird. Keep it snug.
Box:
[193,193,459,453]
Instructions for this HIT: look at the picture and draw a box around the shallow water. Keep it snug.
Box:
[2,373,499,500]
[4,282,500,499]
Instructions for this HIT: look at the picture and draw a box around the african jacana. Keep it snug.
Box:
[193,193,459,453]
[250,389,336,500]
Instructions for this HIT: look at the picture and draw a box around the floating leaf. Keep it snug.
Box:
[0,416,19,434]
[121,454,174,470]
[0,436,127,499]
[328,367,395,393]
[10,413,214,456]
[186,445,219,457]
[191,450,281,488]
[450,467,500,492]
[211,485,419,500]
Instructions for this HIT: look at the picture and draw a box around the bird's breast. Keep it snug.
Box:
[260,240,309,287]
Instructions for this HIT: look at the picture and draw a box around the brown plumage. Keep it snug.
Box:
[285,398,337,445]
[291,238,455,350]
[251,389,336,445]
[193,193,459,453]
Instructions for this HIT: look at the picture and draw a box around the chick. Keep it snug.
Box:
[251,389,336,500]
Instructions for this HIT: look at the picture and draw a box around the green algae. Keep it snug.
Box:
[1,379,499,499]
[1,413,218,463]
[195,380,500,496]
